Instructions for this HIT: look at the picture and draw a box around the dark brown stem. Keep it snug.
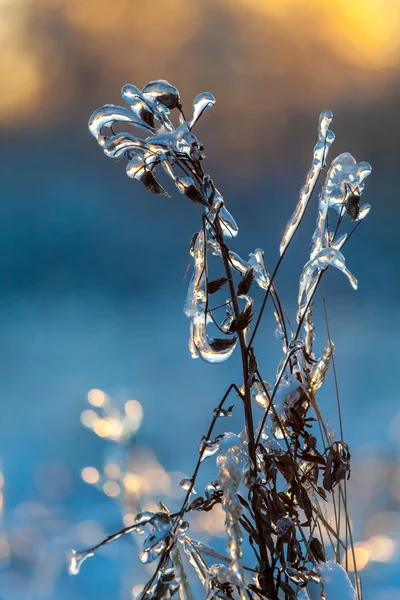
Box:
[214,217,274,586]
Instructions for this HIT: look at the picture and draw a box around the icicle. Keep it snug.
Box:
[311,340,334,393]
[182,536,210,588]
[184,229,207,318]
[216,433,246,600]
[188,539,230,564]
[189,92,215,129]
[297,248,358,323]
[280,110,335,255]
[170,543,195,600]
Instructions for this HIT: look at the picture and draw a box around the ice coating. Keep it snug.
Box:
[189,314,238,364]
[103,132,145,158]
[88,105,155,146]
[141,79,180,110]
[180,477,196,493]
[170,543,194,600]
[184,230,207,318]
[88,82,216,197]
[209,563,240,587]
[185,225,238,364]
[140,513,172,564]
[251,380,271,409]
[280,110,335,255]
[198,437,222,461]
[181,537,209,588]
[189,92,215,129]
[304,304,315,359]
[297,248,358,323]
[323,153,372,214]
[216,434,246,600]
[311,339,334,393]
[206,188,239,238]
[228,248,270,291]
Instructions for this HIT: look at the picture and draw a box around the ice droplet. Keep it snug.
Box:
[198,437,221,461]
[189,92,215,129]
[213,405,233,417]
[280,110,335,255]
[141,79,181,110]
[68,549,94,575]
[180,477,196,493]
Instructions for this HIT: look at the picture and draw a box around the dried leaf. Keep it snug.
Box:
[230,305,253,333]
[279,580,296,597]
[310,537,326,562]
[208,277,228,294]
[237,268,254,296]
[209,337,237,352]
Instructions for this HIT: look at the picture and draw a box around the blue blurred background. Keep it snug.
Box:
[0,0,399,598]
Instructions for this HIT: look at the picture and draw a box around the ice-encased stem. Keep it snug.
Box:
[170,543,194,600]
[216,434,246,600]
[280,110,335,255]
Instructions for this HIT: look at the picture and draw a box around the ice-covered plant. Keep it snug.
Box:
[70,79,372,599]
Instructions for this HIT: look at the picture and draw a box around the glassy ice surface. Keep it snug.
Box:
[184,230,207,318]
[189,92,215,129]
[297,248,358,322]
[280,110,335,255]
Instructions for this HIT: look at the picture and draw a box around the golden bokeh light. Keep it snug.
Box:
[123,513,136,527]
[365,535,396,562]
[88,388,107,407]
[1,0,399,146]
[345,543,370,571]
[233,0,400,69]
[80,409,98,428]
[0,538,10,560]
[123,473,142,494]
[104,462,122,480]
[102,480,121,497]
[81,466,100,484]
[125,400,143,421]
